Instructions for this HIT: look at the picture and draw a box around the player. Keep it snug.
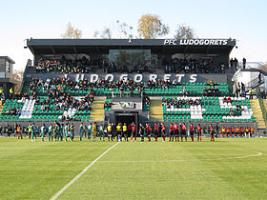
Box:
[87,123,92,140]
[173,123,179,142]
[189,123,195,142]
[197,124,202,142]
[92,122,97,141]
[240,126,244,137]
[40,123,46,142]
[221,125,226,138]
[122,123,128,142]
[15,124,22,139]
[79,123,85,141]
[209,124,215,142]
[226,126,231,138]
[107,122,113,141]
[181,123,187,142]
[116,123,122,142]
[231,126,235,138]
[245,126,249,138]
[70,123,75,141]
[153,122,159,142]
[98,123,105,141]
[139,123,145,142]
[145,123,152,142]
[28,123,34,142]
[161,122,166,142]
[169,123,174,142]
[130,122,137,142]
[235,127,239,138]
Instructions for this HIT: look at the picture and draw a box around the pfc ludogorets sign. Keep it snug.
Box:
[164,39,228,46]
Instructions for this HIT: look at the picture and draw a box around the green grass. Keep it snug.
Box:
[0,137,267,200]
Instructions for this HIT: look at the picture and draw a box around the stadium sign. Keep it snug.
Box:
[83,74,198,83]
[164,39,228,46]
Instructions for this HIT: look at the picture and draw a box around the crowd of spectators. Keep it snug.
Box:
[35,56,229,74]
[162,98,202,109]
[25,78,94,113]
[164,58,224,73]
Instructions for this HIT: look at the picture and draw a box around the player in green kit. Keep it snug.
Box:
[70,123,75,141]
[40,123,46,142]
[28,124,34,142]
[79,123,85,141]
[87,123,92,140]
[48,123,53,141]
[64,123,69,142]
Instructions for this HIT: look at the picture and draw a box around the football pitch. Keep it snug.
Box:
[0,138,267,200]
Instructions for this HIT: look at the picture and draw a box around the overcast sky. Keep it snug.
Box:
[0,0,266,71]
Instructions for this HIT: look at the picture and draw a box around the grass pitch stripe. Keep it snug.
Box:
[50,142,119,200]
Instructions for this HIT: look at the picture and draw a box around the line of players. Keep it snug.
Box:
[13,122,255,142]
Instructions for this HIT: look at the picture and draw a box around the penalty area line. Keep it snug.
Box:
[50,142,119,200]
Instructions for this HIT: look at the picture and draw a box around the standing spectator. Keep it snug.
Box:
[242,57,246,69]
[258,73,262,83]
[233,58,238,69]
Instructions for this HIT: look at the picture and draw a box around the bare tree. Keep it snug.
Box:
[174,24,194,39]
[93,20,134,39]
[100,27,112,39]
[61,22,82,39]
[115,20,134,39]
[137,14,169,39]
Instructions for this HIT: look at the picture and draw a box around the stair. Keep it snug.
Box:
[90,97,106,122]
[0,100,3,114]
[19,99,36,119]
[149,99,163,121]
[250,99,266,129]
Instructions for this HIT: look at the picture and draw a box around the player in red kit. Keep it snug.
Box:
[169,123,175,142]
[181,123,187,142]
[161,122,166,142]
[145,123,152,142]
[197,124,202,142]
[130,122,137,141]
[209,124,215,142]
[154,122,160,142]
[173,123,179,142]
[189,123,195,142]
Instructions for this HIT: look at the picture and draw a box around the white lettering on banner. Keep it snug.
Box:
[90,74,99,83]
[120,74,128,81]
[164,74,171,82]
[189,74,197,82]
[149,74,157,82]
[134,74,143,83]
[176,74,185,82]
[86,74,200,83]
[164,39,228,46]
[105,74,114,82]
[164,39,177,45]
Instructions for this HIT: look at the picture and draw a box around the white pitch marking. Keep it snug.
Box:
[50,142,119,200]
[98,152,263,163]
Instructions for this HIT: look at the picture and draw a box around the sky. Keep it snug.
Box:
[0,0,266,71]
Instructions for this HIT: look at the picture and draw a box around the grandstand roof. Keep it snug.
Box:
[27,38,236,55]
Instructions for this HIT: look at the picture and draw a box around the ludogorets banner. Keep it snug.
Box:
[164,39,228,46]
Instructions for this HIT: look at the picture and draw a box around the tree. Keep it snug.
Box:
[174,24,194,39]
[61,22,82,39]
[115,20,134,39]
[93,20,134,39]
[137,14,169,39]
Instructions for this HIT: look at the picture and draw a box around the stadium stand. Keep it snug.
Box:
[0,38,260,134]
